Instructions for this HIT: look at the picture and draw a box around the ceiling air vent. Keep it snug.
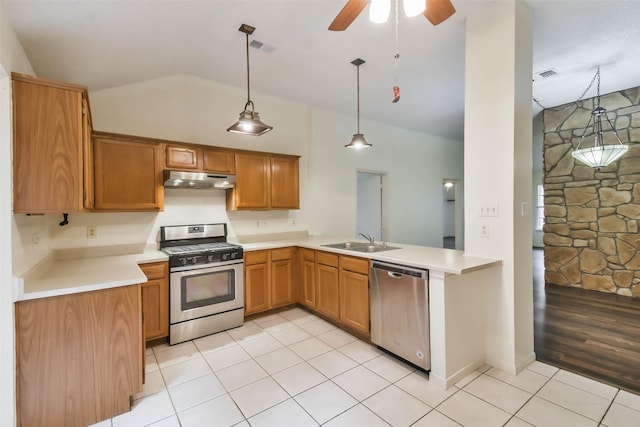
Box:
[250,39,275,53]
[537,69,558,79]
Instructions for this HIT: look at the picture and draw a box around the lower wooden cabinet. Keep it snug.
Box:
[339,256,370,335]
[315,251,340,320]
[15,285,143,427]
[300,249,316,308]
[310,250,371,335]
[244,248,296,315]
[140,261,169,342]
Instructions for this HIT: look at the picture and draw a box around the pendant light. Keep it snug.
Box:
[227,23,273,136]
[571,66,627,168]
[345,58,372,149]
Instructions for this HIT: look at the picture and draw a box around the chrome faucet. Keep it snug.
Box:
[358,233,375,245]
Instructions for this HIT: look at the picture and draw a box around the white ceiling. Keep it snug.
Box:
[4,0,640,141]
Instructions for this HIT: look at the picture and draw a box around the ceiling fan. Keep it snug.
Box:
[328,0,456,31]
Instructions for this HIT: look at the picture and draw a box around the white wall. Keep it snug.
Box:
[1,2,35,425]
[309,107,463,246]
[464,1,534,374]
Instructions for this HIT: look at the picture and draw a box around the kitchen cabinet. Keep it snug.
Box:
[165,143,235,174]
[244,248,296,315]
[12,73,93,213]
[140,261,169,343]
[227,152,300,210]
[315,251,340,320]
[93,132,164,211]
[300,249,316,308]
[339,256,370,335]
[15,285,143,427]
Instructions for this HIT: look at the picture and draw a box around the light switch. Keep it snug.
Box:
[479,204,499,217]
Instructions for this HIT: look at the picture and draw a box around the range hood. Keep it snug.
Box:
[163,170,236,189]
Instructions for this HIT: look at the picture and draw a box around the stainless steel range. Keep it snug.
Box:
[160,223,244,345]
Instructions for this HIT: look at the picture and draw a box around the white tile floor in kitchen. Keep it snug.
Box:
[92,307,640,427]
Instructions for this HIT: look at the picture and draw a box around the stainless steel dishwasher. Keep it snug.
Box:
[370,261,430,371]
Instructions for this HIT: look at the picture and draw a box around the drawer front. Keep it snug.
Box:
[271,247,294,261]
[245,250,268,265]
[340,256,369,275]
[315,251,339,267]
[139,261,167,280]
[301,248,315,262]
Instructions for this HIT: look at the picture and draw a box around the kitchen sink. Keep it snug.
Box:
[321,242,401,253]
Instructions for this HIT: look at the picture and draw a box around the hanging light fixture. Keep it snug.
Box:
[227,23,273,136]
[571,67,627,168]
[345,58,372,149]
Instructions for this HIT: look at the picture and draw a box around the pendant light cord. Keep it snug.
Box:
[534,66,600,110]
[245,31,252,110]
[356,63,361,133]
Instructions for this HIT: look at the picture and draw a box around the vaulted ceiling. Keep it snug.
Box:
[4,0,640,141]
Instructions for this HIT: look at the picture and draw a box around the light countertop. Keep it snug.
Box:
[15,236,501,302]
[235,236,502,275]
[16,245,167,302]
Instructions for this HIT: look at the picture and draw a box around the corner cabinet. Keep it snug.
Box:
[15,285,143,427]
[12,73,93,213]
[227,152,300,210]
[93,132,164,211]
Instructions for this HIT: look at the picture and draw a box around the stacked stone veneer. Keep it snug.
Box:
[543,87,640,297]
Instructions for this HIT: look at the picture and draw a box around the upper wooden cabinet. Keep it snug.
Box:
[12,73,93,213]
[227,152,300,210]
[165,144,235,174]
[93,132,164,211]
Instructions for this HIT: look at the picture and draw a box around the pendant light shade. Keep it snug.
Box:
[227,23,273,136]
[345,58,372,149]
[571,67,627,168]
[369,0,391,23]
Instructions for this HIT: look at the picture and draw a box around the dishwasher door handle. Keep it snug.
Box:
[387,271,403,279]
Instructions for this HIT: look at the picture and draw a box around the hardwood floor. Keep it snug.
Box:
[533,248,640,394]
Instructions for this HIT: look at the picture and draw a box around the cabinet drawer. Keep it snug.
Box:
[245,250,268,265]
[315,251,339,267]
[301,248,315,262]
[140,262,167,280]
[341,256,369,275]
[271,247,294,261]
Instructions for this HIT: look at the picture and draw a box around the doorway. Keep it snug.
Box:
[357,172,384,241]
[442,179,461,249]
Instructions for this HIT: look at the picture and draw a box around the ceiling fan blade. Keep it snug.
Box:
[424,0,456,26]
[329,0,368,31]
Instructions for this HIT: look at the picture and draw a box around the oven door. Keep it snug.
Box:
[169,260,244,324]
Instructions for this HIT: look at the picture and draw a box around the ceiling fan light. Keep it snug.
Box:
[403,0,425,17]
[369,0,390,23]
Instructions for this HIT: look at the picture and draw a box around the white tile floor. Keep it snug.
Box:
[92,307,640,427]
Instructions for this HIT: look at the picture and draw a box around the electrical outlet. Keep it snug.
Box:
[32,233,40,247]
[86,226,97,239]
[480,224,490,238]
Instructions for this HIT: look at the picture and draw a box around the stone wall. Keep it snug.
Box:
[543,86,640,297]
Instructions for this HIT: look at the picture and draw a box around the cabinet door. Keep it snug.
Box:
[165,145,200,170]
[271,259,293,307]
[94,135,164,211]
[270,155,300,209]
[302,259,316,308]
[15,285,142,427]
[233,153,270,209]
[141,276,168,342]
[315,263,340,320]
[340,270,370,335]
[245,263,270,314]
[203,148,235,173]
[12,76,85,213]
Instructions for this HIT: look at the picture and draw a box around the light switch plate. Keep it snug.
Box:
[479,204,499,217]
